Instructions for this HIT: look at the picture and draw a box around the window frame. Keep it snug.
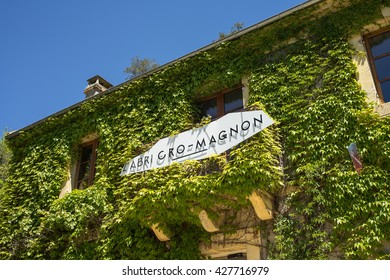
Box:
[74,139,99,190]
[364,26,390,103]
[198,84,244,119]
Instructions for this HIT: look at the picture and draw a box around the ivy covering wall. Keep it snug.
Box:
[1,0,390,259]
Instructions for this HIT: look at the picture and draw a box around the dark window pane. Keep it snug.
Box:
[200,98,217,118]
[380,80,390,103]
[224,88,243,113]
[373,55,390,81]
[369,30,390,57]
[75,140,98,190]
[77,162,91,182]
[80,145,93,162]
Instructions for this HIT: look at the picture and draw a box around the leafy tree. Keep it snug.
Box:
[218,22,245,39]
[124,56,159,80]
[0,133,11,188]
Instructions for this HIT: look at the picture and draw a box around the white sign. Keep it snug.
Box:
[121,110,274,175]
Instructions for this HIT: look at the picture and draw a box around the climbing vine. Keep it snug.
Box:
[1,0,390,259]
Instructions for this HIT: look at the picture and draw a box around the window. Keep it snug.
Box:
[365,27,390,103]
[199,86,244,119]
[75,139,98,190]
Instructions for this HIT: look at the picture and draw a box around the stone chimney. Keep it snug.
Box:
[84,75,113,98]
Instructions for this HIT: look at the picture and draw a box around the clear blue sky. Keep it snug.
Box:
[0,0,305,135]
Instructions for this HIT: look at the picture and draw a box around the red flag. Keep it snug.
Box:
[348,143,363,175]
